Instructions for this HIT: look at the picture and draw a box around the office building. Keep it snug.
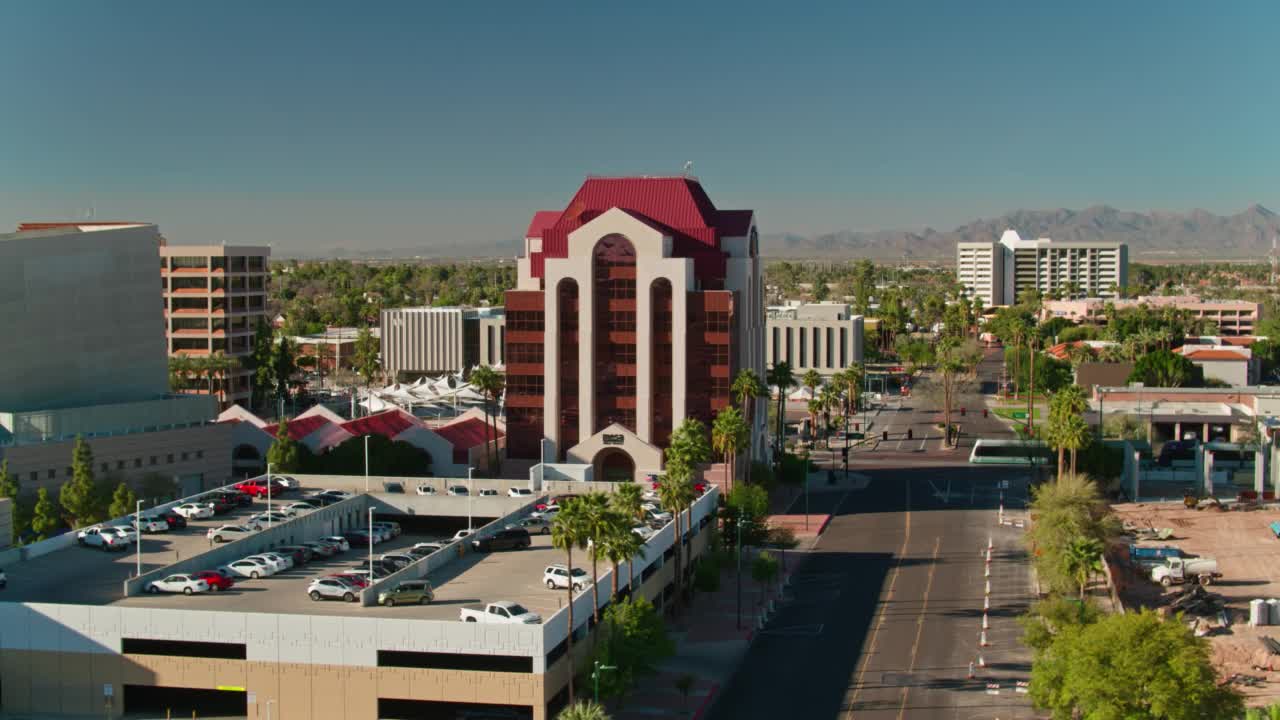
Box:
[159,242,271,409]
[957,230,1128,305]
[504,176,765,481]
[1042,296,1263,336]
[765,302,864,377]
[0,224,229,497]
[380,307,505,380]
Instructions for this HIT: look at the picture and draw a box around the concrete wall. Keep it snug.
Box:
[0,225,169,412]
[0,421,232,497]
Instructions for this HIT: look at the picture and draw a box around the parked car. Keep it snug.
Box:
[282,502,316,516]
[355,559,398,574]
[159,510,188,530]
[308,578,359,602]
[130,515,169,534]
[380,553,416,570]
[110,525,140,542]
[416,484,438,496]
[193,570,235,591]
[347,566,391,582]
[146,574,210,595]
[459,601,542,624]
[323,535,351,553]
[382,481,405,493]
[379,580,434,607]
[220,558,274,579]
[173,502,215,520]
[77,526,132,551]
[508,487,534,499]
[305,493,343,507]
[257,552,294,571]
[275,545,313,565]
[412,541,445,554]
[477,488,499,497]
[328,573,369,589]
[537,494,578,511]
[219,490,255,508]
[632,525,656,541]
[447,485,469,497]
[543,564,591,591]
[374,521,402,538]
[234,478,289,498]
[516,517,552,535]
[451,529,474,542]
[201,495,236,515]
[318,489,353,501]
[302,540,338,558]
[343,531,375,548]
[472,528,531,552]
[206,525,255,543]
[643,507,673,524]
[273,475,300,489]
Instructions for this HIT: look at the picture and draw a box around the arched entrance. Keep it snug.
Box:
[592,448,636,483]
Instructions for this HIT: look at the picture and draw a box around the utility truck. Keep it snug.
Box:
[1151,556,1221,587]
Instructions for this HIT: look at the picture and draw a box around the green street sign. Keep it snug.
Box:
[1011,411,1028,419]
[847,432,865,440]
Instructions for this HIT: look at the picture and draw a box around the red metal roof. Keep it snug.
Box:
[434,417,504,449]
[341,409,418,438]
[1183,349,1248,361]
[262,415,331,441]
[529,177,750,281]
[525,211,561,239]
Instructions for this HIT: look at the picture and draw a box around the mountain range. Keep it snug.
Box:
[761,204,1280,261]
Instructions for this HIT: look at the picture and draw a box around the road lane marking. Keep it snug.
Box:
[846,479,910,719]
[897,536,941,720]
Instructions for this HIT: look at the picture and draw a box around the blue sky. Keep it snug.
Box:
[1,1,1276,253]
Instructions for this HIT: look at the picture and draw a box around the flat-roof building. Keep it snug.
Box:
[1042,296,1263,336]
[380,306,505,380]
[504,176,765,480]
[958,230,1128,304]
[765,302,864,378]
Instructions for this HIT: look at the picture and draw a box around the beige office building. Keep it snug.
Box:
[765,303,865,378]
[160,242,271,409]
[380,307,505,380]
[957,230,1128,305]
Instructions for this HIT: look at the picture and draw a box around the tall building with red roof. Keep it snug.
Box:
[505,176,764,481]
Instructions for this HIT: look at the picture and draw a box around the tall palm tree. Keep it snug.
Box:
[731,369,766,481]
[469,366,505,474]
[599,515,645,598]
[800,369,823,443]
[1063,536,1104,600]
[766,363,795,457]
[610,482,645,527]
[711,407,747,492]
[550,499,591,704]
[168,355,194,392]
[656,475,696,604]
[819,384,841,448]
[579,492,613,624]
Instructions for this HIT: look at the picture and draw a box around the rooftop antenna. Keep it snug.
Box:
[682,160,694,178]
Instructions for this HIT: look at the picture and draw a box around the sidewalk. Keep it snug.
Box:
[607,544,813,720]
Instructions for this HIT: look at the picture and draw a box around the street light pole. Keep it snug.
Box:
[368,506,375,586]
[592,661,617,704]
[265,463,273,530]
[135,499,146,578]
[364,434,370,492]
[735,507,744,630]
[467,466,474,531]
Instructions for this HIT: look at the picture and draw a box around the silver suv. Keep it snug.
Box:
[308,578,358,602]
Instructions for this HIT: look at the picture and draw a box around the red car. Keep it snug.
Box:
[194,570,235,591]
[329,574,370,589]
[234,478,287,498]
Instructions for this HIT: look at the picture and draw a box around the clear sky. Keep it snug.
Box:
[2,1,1276,253]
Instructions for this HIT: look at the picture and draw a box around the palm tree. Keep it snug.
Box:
[766,362,795,457]
[711,406,748,491]
[836,364,864,439]
[1063,536,1104,600]
[599,516,645,598]
[168,355,194,392]
[819,384,841,448]
[557,700,611,720]
[800,369,823,444]
[579,492,613,624]
[656,474,696,604]
[731,369,766,481]
[611,482,645,527]
[469,365,505,474]
[550,499,591,704]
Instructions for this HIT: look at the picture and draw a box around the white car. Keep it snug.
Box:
[246,553,291,572]
[220,558,275,579]
[451,529,473,542]
[173,502,215,520]
[77,526,132,550]
[508,487,534,499]
[632,525,657,541]
[413,541,445,554]
[643,506,673,524]
[206,525,255,543]
[543,564,591,591]
[146,574,210,595]
[323,535,352,552]
[282,502,315,516]
[319,489,353,500]
[477,488,499,497]
[247,512,290,529]
[308,578,359,602]
[416,484,438,496]
[111,525,140,540]
[531,506,560,520]
[272,475,300,489]
[447,485,469,497]
[131,515,169,533]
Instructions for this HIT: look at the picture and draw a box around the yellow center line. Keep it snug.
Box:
[897,536,941,720]
[846,480,911,719]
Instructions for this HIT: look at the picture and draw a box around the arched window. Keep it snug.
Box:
[650,278,673,446]
[557,278,580,456]
[593,235,638,432]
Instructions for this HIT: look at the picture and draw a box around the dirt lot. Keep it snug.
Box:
[1112,500,1280,706]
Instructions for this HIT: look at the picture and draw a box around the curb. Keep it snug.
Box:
[690,681,721,720]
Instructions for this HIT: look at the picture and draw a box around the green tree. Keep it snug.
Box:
[610,482,645,527]
[0,459,26,544]
[138,473,180,504]
[579,492,613,624]
[711,406,748,490]
[1026,474,1118,595]
[249,317,277,410]
[557,700,611,720]
[1129,349,1201,388]
[1029,609,1243,719]
[598,516,645,597]
[107,481,138,520]
[266,419,303,473]
[660,418,706,604]
[1047,386,1091,480]
[551,498,592,704]
[352,326,381,387]
[766,362,796,457]
[1019,595,1101,654]
[921,338,983,447]
[468,365,505,474]
[31,487,60,541]
[731,368,766,481]
[589,596,673,702]
[271,335,298,404]
[60,436,100,527]
[726,483,770,546]
[1062,536,1104,600]
[751,552,780,608]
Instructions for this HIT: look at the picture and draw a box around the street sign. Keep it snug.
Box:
[103,683,113,698]
[1010,411,1028,420]
[847,432,865,440]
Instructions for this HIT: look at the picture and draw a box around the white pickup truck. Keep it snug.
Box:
[1151,556,1221,587]
[459,601,542,624]
[77,526,133,551]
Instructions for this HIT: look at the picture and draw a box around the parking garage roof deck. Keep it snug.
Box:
[0,486,561,621]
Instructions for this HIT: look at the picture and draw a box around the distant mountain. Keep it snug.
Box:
[762,204,1280,261]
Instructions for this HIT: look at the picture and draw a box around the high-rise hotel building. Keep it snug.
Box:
[504,177,765,481]
[958,230,1127,306]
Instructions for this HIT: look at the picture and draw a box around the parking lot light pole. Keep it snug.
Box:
[364,435,371,492]
[736,508,744,630]
[467,466,474,531]
[368,506,375,586]
[135,499,146,578]
[266,462,274,530]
